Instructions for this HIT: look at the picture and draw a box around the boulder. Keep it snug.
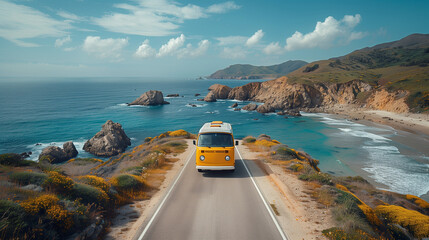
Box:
[195,93,201,96]
[83,120,131,157]
[166,94,179,97]
[204,92,217,102]
[284,109,302,116]
[128,90,170,106]
[197,98,204,101]
[231,103,238,108]
[63,141,78,159]
[234,108,241,111]
[39,146,69,164]
[256,103,275,114]
[208,84,231,99]
[242,103,258,111]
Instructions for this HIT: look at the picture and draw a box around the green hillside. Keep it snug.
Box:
[209,60,307,79]
[287,33,429,112]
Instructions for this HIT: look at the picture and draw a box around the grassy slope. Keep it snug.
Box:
[209,60,308,79]
[287,33,429,111]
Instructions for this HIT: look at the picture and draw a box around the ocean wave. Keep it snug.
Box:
[339,128,390,143]
[27,138,87,161]
[106,103,128,109]
[321,117,362,127]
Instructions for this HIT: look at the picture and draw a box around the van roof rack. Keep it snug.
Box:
[211,121,223,124]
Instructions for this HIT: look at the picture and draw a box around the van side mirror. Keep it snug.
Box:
[193,140,196,145]
[235,141,239,146]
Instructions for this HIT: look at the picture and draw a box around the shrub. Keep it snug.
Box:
[72,183,109,206]
[299,171,332,185]
[144,137,152,142]
[375,204,429,239]
[0,153,35,167]
[322,227,375,240]
[20,194,73,230]
[0,200,29,238]
[303,64,319,73]
[78,175,110,192]
[169,129,191,138]
[43,171,74,193]
[110,174,147,192]
[406,194,429,209]
[243,137,256,143]
[9,171,47,185]
[254,139,278,147]
[289,163,304,172]
[275,146,299,159]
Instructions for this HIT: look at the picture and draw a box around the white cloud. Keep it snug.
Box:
[263,42,284,55]
[177,39,210,58]
[220,47,246,59]
[216,36,247,46]
[135,39,156,58]
[157,34,185,57]
[55,35,71,48]
[83,36,128,60]
[246,29,264,47]
[0,0,69,47]
[93,0,240,37]
[57,11,84,22]
[285,14,364,51]
[207,1,240,13]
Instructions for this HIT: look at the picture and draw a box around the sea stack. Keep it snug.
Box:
[128,90,170,106]
[39,141,78,164]
[83,120,131,157]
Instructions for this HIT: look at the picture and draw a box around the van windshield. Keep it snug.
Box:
[198,133,233,147]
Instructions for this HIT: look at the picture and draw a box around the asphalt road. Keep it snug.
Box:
[135,149,286,240]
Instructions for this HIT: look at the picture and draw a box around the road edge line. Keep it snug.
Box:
[236,148,289,240]
[137,148,196,240]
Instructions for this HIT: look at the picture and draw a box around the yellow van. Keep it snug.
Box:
[193,121,238,172]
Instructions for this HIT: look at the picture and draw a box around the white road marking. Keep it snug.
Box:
[236,148,289,240]
[138,149,196,240]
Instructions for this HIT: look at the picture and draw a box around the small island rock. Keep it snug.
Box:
[83,120,131,157]
[231,103,238,108]
[242,103,258,111]
[166,94,179,97]
[128,90,170,106]
[39,145,69,164]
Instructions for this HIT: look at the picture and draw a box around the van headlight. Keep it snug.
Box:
[225,155,230,161]
[200,155,205,161]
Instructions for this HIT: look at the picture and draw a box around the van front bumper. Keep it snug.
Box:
[196,166,235,170]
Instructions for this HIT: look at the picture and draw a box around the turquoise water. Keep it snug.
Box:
[0,78,428,198]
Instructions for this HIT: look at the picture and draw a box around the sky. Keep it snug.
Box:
[0,0,428,79]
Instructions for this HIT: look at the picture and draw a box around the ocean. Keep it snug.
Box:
[1,78,428,198]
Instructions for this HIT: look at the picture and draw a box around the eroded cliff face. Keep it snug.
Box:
[367,89,409,113]
[223,76,409,113]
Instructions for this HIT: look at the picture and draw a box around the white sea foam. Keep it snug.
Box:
[205,110,219,114]
[362,145,429,197]
[27,138,87,161]
[339,128,390,143]
[106,103,128,109]
[185,103,206,108]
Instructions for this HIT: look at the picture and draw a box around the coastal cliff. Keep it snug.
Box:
[206,33,429,114]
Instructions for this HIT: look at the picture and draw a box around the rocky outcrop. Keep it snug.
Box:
[128,90,170,106]
[242,103,258,111]
[204,84,231,101]
[83,120,131,157]
[228,82,262,100]
[166,94,179,97]
[231,103,238,108]
[256,103,275,113]
[204,92,217,102]
[63,141,78,159]
[39,141,78,164]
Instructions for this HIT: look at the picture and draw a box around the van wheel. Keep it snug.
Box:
[197,169,203,172]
